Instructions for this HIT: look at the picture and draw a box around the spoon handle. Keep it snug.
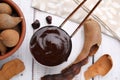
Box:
[59,0,87,28]
[71,0,102,38]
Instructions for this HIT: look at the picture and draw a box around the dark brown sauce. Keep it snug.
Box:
[30,26,72,66]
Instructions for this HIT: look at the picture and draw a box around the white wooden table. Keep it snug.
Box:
[0,0,120,80]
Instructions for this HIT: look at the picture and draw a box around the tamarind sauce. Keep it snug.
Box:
[30,26,72,66]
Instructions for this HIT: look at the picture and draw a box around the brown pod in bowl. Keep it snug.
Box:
[0,0,26,60]
[0,2,12,14]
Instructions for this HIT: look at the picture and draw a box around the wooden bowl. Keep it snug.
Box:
[0,0,26,59]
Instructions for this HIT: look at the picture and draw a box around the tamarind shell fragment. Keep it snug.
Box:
[84,54,113,80]
[0,58,25,80]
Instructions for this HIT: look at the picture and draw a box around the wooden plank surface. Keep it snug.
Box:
[0,0,34,80]
[0,0,120,80]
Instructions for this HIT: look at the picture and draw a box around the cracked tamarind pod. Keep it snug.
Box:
[84,54,113,80]
[0,14,22,30]
[74,18,102,64]
[0,58,25,80]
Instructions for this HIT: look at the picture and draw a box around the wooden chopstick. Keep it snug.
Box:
[59,0,87,28]
[70,0,102,38]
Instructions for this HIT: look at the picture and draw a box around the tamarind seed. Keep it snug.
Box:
[46,16,52,24]
[32,19,40,29]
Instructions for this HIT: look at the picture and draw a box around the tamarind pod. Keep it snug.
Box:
[41,58,88,80]
[74,19,102,64]
[0,14,22,30]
